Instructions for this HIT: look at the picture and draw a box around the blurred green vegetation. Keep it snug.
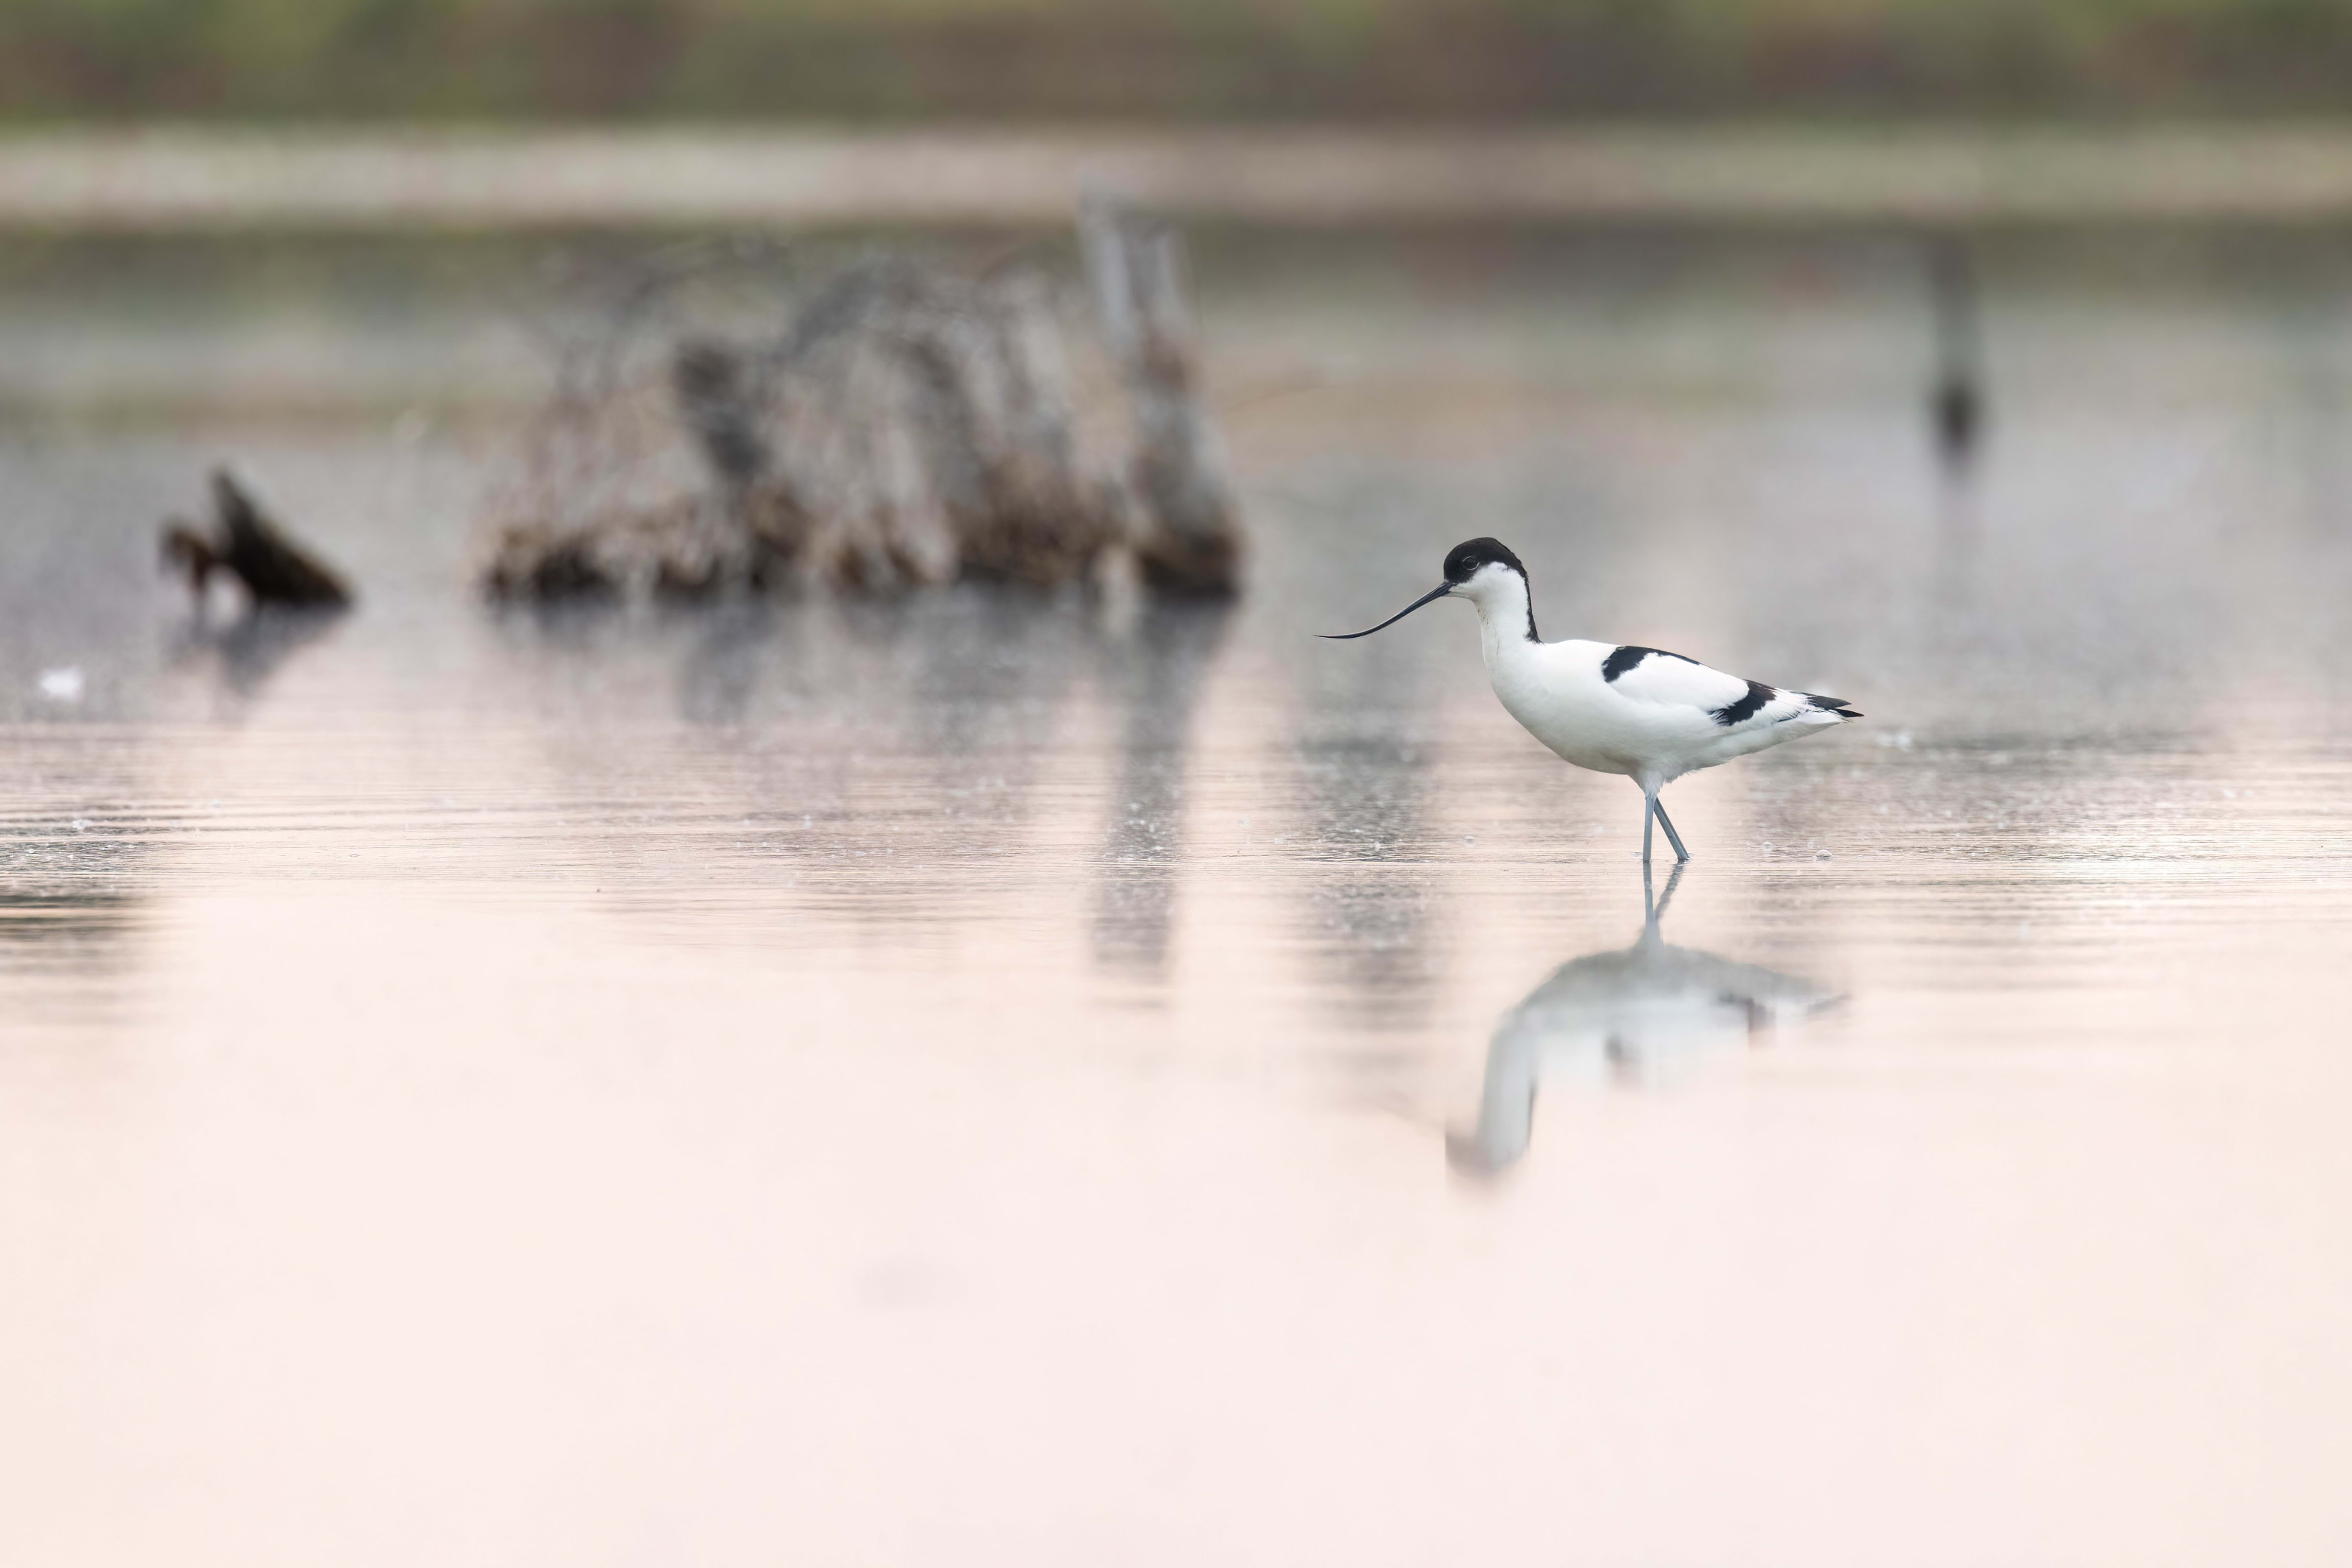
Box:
[4,0,2352,120]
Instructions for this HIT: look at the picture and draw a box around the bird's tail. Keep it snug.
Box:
[1800,692,1862,721]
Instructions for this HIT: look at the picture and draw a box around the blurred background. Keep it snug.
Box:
[8,6,2352,1568]
[7,0,2352,121]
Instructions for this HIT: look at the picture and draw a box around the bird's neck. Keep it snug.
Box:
[1472,574,1540,665]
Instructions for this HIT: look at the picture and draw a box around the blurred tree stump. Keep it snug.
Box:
[481,214,1239,605]
[162,469,353,610]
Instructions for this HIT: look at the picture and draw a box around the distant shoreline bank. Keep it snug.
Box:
[12,125,2352,231]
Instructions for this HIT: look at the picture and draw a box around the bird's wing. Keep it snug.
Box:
[1602,648,1756,715]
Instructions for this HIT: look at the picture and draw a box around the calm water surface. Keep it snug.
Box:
[4,231,2352,1565]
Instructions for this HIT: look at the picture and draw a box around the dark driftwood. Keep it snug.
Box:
[162,470,353,609]
[482,217,1239,606]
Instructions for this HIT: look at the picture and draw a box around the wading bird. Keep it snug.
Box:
[1321,539,1859,865]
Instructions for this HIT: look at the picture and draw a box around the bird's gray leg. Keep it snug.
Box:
[1641,788,1656,866]
[1651,795,1691,864]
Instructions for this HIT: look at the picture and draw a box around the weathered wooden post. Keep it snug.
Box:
[1081,199,1243,597]
[1928,235,1984,474]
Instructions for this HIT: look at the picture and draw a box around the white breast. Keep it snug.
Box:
[1482,638,1650,775]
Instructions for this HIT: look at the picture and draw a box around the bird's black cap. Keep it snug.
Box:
[1443,538,1525,584]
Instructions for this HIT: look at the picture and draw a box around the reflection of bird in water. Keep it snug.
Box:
[1323,539,1860,864]
[1928,237,1984,474]
[1446,865,1839,1176]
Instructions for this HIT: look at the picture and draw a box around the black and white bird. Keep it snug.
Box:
[1322,539,1860,864]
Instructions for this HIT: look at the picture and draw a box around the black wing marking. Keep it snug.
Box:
[1711,680,1776,726]
[1602,645,1698,683]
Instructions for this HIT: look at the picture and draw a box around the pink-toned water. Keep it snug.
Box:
[4,231,2351,1565]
